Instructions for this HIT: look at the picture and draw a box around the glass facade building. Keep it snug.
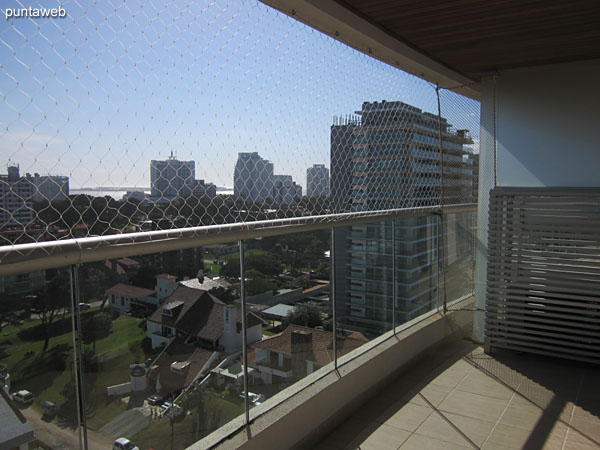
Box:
[331,101,476,334]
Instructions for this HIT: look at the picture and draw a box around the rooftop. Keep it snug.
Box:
[0,388,34,449]
[148,338,213,395]
[107,283,155,299]
[251,325,368,366]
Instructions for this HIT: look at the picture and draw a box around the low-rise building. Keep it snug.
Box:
[249,325,367,385]
[107,283,156,316]
[0,388,34,450]
[147,286,264,351]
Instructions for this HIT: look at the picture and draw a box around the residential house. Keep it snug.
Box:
[248,325,368,385]
[147,286,264,351]
[107,283,156,316]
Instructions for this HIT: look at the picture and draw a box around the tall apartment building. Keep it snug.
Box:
[331,101,476,335]
[234,152,301,204]
[234,152,274,203]
[306,164,329,198]
[0,165,35,228]
[150,153,196,199]
[32,173,69,202]
[272,175,302,204]
[1,165,70,229]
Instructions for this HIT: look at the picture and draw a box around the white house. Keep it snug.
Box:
[107,283,156,316]
[147,286,264,351]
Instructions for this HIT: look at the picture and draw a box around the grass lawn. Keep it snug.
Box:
[204,263,221,276]
[218,249,270,263]
[133,389,244,449]
[95,314,147,358]
[0,313,148,423]
[262,326,281,337]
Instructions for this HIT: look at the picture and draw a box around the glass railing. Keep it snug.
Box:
[0,208,475,450]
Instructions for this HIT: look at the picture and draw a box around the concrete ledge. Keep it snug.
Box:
[192,296,474,450]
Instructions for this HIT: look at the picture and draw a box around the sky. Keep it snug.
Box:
[0,0,479,190]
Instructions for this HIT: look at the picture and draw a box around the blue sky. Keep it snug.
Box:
[0,0,479,190]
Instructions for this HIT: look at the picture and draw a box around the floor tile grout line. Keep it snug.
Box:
[417,392,481,449]
[413,361,480,449]
[467,353,600,449]
[561,369,585,450]
[479,371,524,449]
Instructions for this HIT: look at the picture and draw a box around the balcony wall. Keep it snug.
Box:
[473,59,600,342]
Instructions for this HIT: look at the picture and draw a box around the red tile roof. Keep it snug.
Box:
[117,257,140,267]
[107,283,155,298]
[156,273,177,281]
[251,325,368,366]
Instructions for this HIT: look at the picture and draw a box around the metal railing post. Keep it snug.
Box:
[239,240,250,425]
[69,265,88,450]
[331,228,337,369]
[392,220,397,334]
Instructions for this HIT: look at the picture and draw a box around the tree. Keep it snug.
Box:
[220,259,241,279]
[33,271,71,352]
[82,312,112,351]
[0,293,23,330]
[208,287,235,304]
[130,265,157,289]
[79,262,119,308]
[221,251,283,279]
[245,270,276,296]
[314,262,331,280]
[283,303,323,328]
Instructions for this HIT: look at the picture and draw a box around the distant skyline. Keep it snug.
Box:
[0,0,479,191]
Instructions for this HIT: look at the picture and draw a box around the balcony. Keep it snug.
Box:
[313,340,600,450]
[1,1,599,450]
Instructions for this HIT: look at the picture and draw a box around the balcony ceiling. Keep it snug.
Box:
[336,0,600,81]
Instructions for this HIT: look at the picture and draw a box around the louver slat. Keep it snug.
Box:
[484,187,600,364]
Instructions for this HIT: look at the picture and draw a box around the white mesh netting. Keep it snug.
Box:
[0,0,479,264]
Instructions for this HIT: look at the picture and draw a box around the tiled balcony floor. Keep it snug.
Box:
[314,341,600,450]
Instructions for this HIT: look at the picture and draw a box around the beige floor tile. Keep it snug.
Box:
[399,433,471,450]
[346,423,411,450]
[482,423,534,449]
[438,389,510,423]
[321,418,368,449]
[457,369,515,400]
[429,359,473,389]
[353,394,401,423]
[312,443,342,450]
[562,441,600,450]
[406,382,453,408]
[566,408,600,447]
[415,411,495,447]
[499,394,545,430]
[380,402,433,432]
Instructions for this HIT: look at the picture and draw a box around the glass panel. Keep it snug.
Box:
[0,269,82,448]
[243,230,332,409]
[442,210,476,305]
[334,221,396,344]
[78,245,242,450]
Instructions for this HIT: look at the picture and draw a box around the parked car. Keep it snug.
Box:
[146,394,163,406]
[79,303,91,310]
[113,437,139,450]
[12,390,34,405]
[160,401,182,416]
[239,391,265,406]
